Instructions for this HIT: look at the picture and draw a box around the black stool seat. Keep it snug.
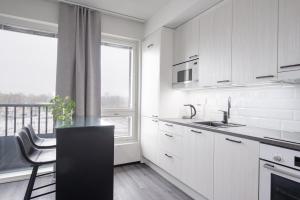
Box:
[17,129,56,200]
[24,124,56,148]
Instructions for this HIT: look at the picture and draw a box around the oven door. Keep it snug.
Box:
[260,160,300,200]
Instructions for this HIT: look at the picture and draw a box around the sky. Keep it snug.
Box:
[0,29,57,96]
[0,29,131,101]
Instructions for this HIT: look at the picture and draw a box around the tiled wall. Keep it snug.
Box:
[184,84,300,132]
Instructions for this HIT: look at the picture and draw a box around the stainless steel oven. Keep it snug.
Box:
[260,144,300,200]
[172,59,199,88]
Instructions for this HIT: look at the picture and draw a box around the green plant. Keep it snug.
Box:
[49,96,76,122]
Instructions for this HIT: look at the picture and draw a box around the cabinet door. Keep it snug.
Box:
[182,128,214,199]
[141,117,159,164]
[198,0,232,86]
[141,33,160,118]
[232,0,278,84]
[214,134,259,200]
[174,17,199,64]
[278,0,300,72]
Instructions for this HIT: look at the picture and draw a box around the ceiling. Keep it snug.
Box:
[57,0,173,21]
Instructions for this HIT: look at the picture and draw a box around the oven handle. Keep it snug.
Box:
[264,163,300,179]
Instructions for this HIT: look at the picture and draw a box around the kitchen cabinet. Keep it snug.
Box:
[182,128,214,200]
[174,17,199,65]
[198,0,232,86]
[232,0,278,84]
[214,134,259,200]
[141,117,159,164]
[278,0,300,80]
[141,33,160,118]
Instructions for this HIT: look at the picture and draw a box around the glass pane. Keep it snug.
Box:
[102,116,132,137]
[0,29,57,103]
[101,44,132,109]
[271,174,300,200]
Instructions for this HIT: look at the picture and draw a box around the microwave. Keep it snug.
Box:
[172,59,199,88]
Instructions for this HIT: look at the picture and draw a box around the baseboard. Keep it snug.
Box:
[143,158,208,200]
[0,165,54,184]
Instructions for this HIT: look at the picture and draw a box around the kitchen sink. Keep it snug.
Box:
[193,121,245,128]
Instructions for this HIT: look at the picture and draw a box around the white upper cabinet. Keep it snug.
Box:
[232,0,278,84]
[174,17,199,64]
[141,33,160,118]
[278,0,300,72]
[198,0,232,86]
[214,134,259,200]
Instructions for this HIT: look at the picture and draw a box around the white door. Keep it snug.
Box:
[141,116,159,164]
[174,17,199,64]
[141,33,160,118]
[198,0,232,86]
[182,128,214,200]
[232,0,278,84]
[278,0,300,72]
[214,134,259,200]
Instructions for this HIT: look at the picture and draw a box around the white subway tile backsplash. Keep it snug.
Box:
[187,85,300,132]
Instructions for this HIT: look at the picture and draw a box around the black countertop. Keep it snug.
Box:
[55,117,114,129]
[159,118,300,151]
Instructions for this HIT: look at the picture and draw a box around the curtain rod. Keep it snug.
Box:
[58,0,145,23]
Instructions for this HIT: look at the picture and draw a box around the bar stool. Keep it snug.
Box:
[16,129,56,200]
[24,124,56,149]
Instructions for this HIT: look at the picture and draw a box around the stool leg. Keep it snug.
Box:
[24,166,38,200]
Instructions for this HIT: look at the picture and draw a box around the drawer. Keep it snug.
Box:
[158,151,182,180]
[159,121,184,135]
[159,130,183,158]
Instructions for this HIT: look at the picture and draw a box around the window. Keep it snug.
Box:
[0,26,57,103]
[101,36,138,141]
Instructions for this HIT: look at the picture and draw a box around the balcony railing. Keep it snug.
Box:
[0,104,54,136]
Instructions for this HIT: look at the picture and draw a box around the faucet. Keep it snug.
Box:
[219,97,231,124]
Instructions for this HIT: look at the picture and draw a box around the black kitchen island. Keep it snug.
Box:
[55,118,114,200]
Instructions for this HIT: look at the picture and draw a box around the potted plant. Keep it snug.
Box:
[49,96,76,124]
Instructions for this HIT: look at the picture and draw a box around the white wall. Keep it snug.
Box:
[184,85,300,132]
[0,0,144,40]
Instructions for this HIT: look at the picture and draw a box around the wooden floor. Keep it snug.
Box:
[0,164,192,200]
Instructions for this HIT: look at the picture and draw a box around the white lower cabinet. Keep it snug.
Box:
[214,134,259,200]
[182,128,214,200]
[141,117,159,165]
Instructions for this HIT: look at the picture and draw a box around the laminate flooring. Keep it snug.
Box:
[0,163,193,200]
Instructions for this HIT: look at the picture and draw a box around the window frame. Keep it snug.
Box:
[101,35,139,143]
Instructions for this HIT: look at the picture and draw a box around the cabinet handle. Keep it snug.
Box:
[225,138,242,144]
[256,75,275,79]
[280,64,300,69]
[152,115,158,118]
[189,55,198,59]
[191,130,202,134]
[152,120,158,123]
[165,124,173,127]
[217,80,230,84]
[147,44,154,48]
[164,133,173,138]
[164,153,173,158]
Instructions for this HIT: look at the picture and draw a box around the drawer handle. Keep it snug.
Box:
[152,115,158,118]
[152,120,158,123]
[191,130,202,134]
[280,64,300,69]
[164,133,173,138]
[147,44,154,48]
[164,153,173,158]
[217,80,230,84]
[256,75,275,79]
[225,138,242,144]
[165,124,173,127]
[189,55,198,59]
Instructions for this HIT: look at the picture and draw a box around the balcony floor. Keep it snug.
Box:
[0,163,192,200]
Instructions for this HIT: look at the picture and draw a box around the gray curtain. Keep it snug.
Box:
[56,3,101,117]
